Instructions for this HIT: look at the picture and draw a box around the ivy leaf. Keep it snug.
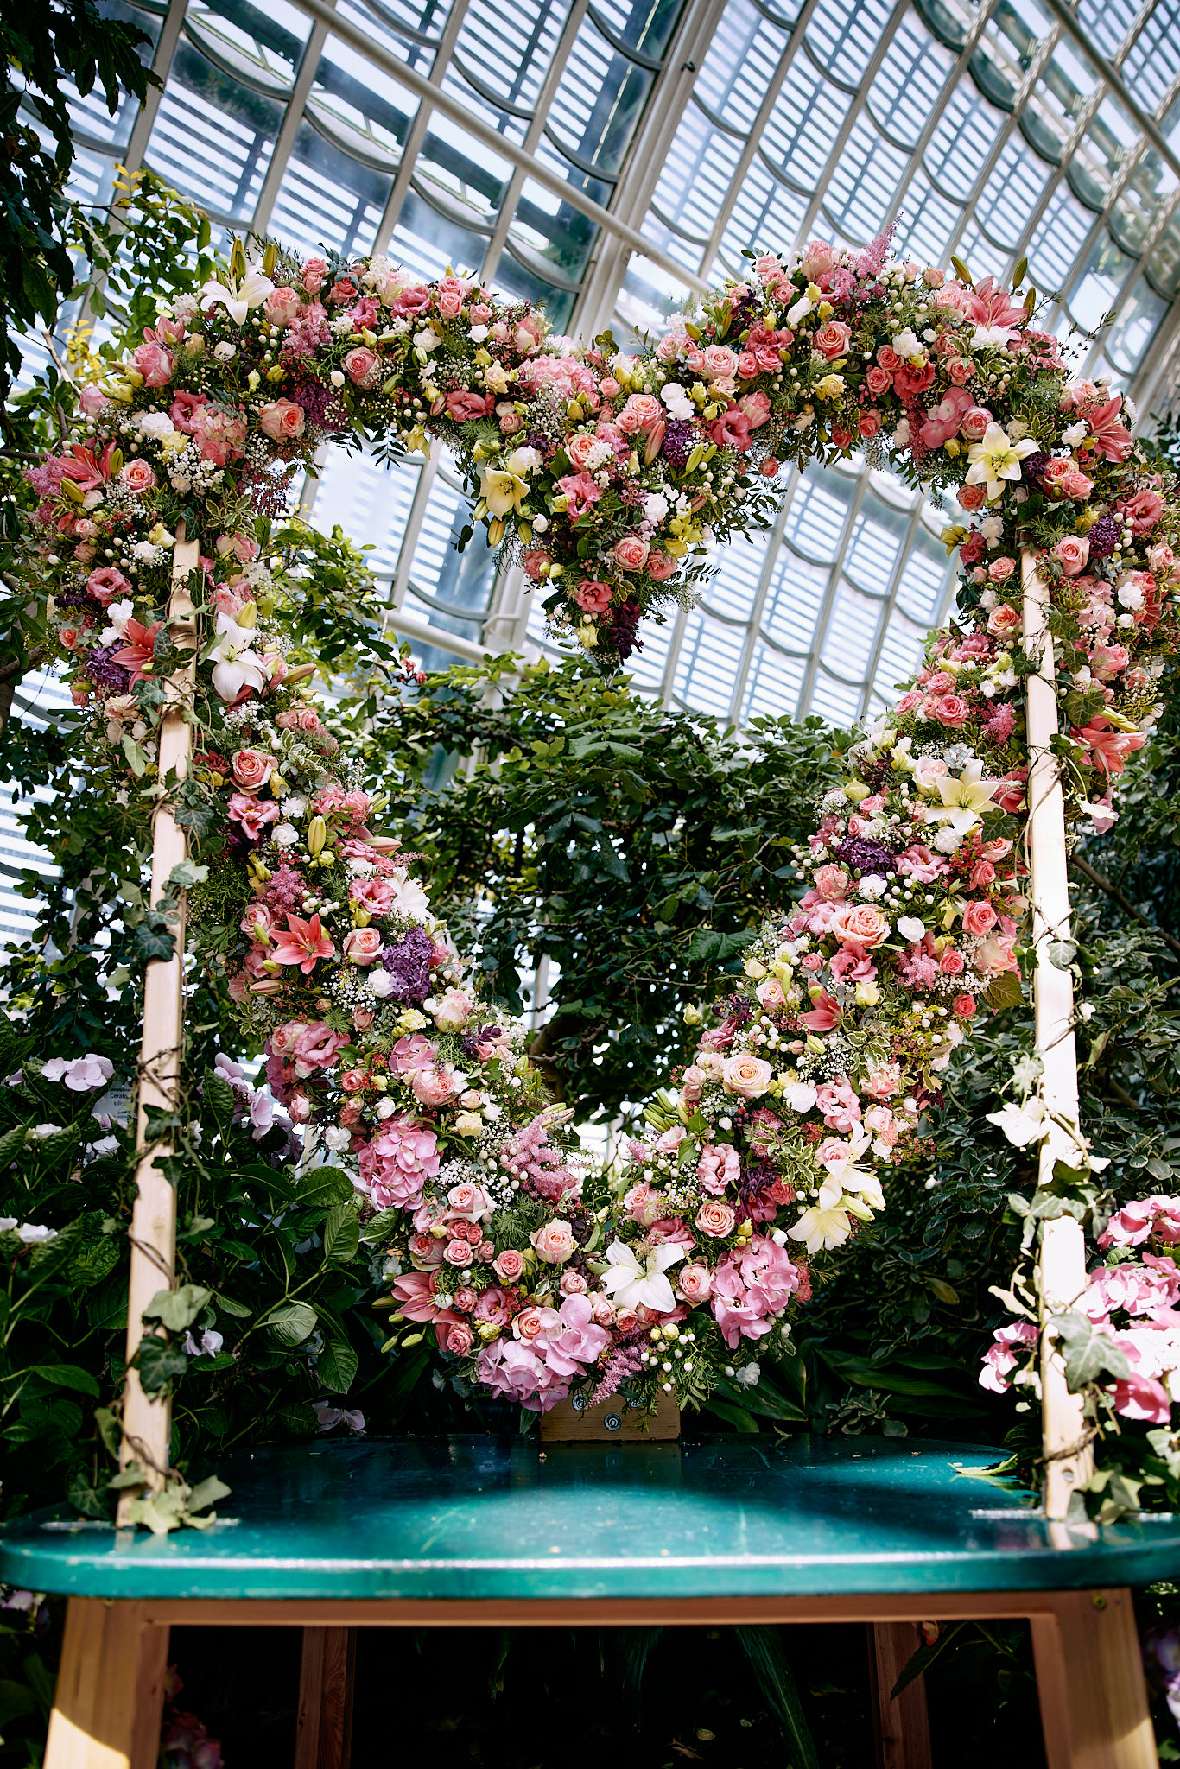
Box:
[134,1337,190,1395]
[167,859,209,890]
[984,972,1023,1012]
[142,1283,210,1333]
[1054,1310,1132,1389]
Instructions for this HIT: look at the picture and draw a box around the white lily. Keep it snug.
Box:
[789,1183,853,1253]
[964,422,1039,500]
[209,615,267,702]
[599,1240,684,1314]
[922,760,1000,841]
[199,267,275,326]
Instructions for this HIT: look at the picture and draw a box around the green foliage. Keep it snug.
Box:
[0,0,153,411]
[363,656,847,1120]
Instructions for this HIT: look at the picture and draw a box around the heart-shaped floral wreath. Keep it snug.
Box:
[23,225,1179,1418]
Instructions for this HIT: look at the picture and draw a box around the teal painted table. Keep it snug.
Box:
[13,1437,1174,1768]
[4,1434,1179,1602]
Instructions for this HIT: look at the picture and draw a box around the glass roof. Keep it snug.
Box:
[5,0,1180,943]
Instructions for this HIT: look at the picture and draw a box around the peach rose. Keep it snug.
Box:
[494,1249,525,1283]
[830,903,889,950]
[259,398,306,442]
[614,535,651,572]
[343,346,381,387]
[531,1219,576,1264]
[230,748,272,793]
[695,1199,736,1239]
[722,1052,773,1098]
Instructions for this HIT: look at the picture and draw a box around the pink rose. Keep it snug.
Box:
[132,341,173,387]
[447,1182,491,1221]
[531,1219,576,1264]
[813,320,851,360]
[961,900,997,937]
[432,988,474,1032]
[259,398,306,443]
[343,346,381,387]
[1054,535,1089,576]
[927,692,971,727]
[696,1199,735,1239]
[677,1263,713,1304]
[494,1248,525,1283]
[343,927,384,966]
[865,365,891,396]
[264,287,303,326]
[443,1322,474,1356]
[411,1064,464,1107]
[120,459,156,494]
[613,535,650,572]
[960,406,992,441]
[302,257,328,294]
[958,482,987,511]
[617,393,663,434]
[647,552,677,582]
[574,579,612,614]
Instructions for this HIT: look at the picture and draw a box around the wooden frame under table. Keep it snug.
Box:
[28,546,1162,1769]
[44,1586,1156,1769]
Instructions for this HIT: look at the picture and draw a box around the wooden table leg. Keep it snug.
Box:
[1031,1588,1157,1767]
[870,1621,932,1768]
[44,1597,169,1769]
[295,1627,356,1769]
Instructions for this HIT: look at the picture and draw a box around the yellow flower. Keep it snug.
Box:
[480,465,528,518]
[815,373,845,400]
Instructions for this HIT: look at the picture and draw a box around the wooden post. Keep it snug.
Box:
[119,531,199,1512]
[1021,552,1094,1521]
[869,1622,932,1769]
[295,1629,357,1769]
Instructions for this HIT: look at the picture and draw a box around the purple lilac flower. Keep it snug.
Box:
[835,836,898,875]
[84,646,131,692]
[381,925,435,1002]
[1087,512,1120,560]
[661,420,699,470]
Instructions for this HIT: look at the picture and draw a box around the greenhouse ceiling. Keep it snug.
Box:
[19,0,1180,721]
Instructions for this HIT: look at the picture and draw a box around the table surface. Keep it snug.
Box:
[5,1435,1180,1602]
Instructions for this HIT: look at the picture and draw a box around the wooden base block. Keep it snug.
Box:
[540,1391,681,1442]
[44,1597,168,1769]
[1031,1588,1157,1768]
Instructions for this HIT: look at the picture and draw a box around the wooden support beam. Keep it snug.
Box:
[120,533,200,1512]
[1021,552,1094,1521]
